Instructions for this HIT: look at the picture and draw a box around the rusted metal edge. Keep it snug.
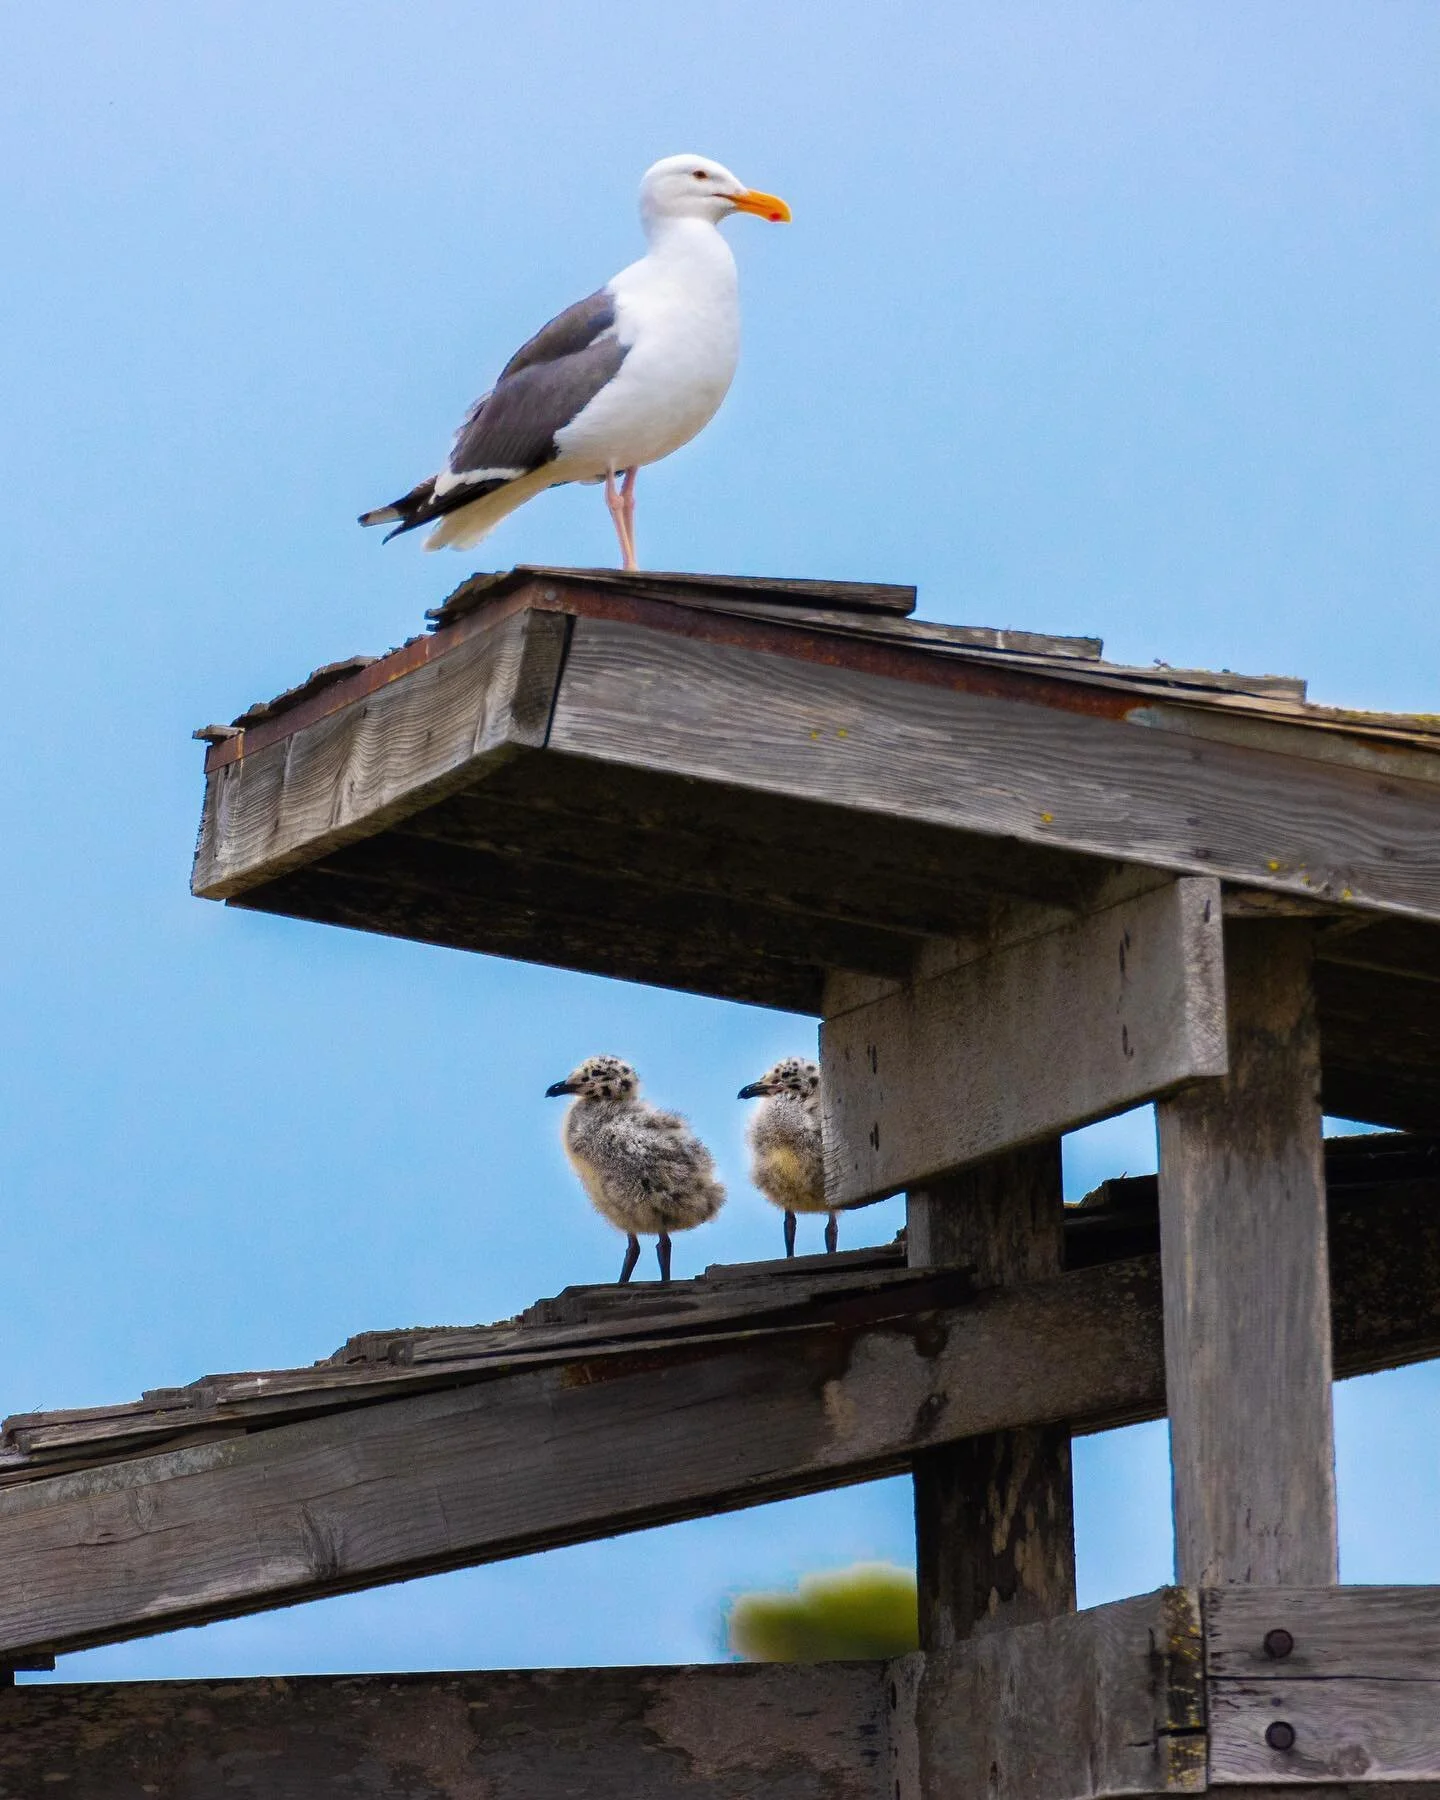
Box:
[193,580,1159,773]
[200,575,1440,779]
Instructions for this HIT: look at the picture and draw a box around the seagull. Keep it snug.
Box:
[738,1057,836,1257]
[359,154,791,569]
[546,1054,726,1283]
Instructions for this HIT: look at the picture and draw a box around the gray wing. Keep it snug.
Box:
[360,288,627,539]
[447,288,627,478]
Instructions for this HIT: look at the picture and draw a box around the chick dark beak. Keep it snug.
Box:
[737,1081,767,1100]
[545,1080,576,1098]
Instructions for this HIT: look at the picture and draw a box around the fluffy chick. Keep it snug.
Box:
[738,1056,836,1257]
[547,1054,725,1283]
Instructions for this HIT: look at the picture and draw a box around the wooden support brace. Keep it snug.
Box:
[1157,919,1338,1586]
[824,877,1227,1206]
[909,1142,1076,1652]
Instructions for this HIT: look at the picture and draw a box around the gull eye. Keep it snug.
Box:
[692,169,707,180]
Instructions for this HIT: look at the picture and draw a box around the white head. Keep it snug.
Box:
[639,154,792,234]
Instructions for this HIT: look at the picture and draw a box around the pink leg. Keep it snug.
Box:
[620,467,639,570]
[604,468,638,571]
[603,469,632,570]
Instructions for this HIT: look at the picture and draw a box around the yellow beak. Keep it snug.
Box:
[729,187,792,223]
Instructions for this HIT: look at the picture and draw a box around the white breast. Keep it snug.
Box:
[554,220,740,476]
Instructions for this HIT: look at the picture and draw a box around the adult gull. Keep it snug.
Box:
[359,154,790,569]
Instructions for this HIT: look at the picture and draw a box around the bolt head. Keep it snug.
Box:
[1266,1721,1297,1752]
[1263,1627,1295,1659]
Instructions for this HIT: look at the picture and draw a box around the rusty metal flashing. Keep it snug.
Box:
[198,569,1440,778]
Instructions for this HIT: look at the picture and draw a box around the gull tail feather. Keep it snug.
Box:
[423,468,557,551]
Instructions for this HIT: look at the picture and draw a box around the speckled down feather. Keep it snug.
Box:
[565,1097,725,1237]
[747,1089,826,1216]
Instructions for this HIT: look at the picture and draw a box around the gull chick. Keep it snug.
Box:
[738,1057,836,1257]
[546,1055,725,1283]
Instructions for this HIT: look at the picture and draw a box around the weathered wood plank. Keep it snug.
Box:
[1206,1585,1440,1682]
[1157,921,1338,1587]
[823,879,1227,1205]
[429,563,922,621]
[1209,1679,1440,1785]
[403,768,1059,938]
[318,829,924,983]
[239,852,823,1013]
[0,1257,1168,1660]
[4,1139,1438,1491]
[192,607,569,900]
[546,615,1440,922]
[897,1587,1206,1800]
[910,1143,1075,1654]
[1317,959,1440,1131]
[0,1662,889,1800]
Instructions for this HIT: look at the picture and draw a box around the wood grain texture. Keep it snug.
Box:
[233,754,1154,1015]
[903,1586,1206,1799]
[0,1257,1168,1660]
[1157,921,1338,1587]
[0,1663,889,1800]
[4,1134,1437,1492]
[823,879,1227,1205]
[910,1143,1076,1652]
[313,828,922,983]
[192,607,569,899]
[547,616,1440,921]
[1209,1679,1440,1784]
[1206,1585,1440,1681]
[1316,958,1440,1131]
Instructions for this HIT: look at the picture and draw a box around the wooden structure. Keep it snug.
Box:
[7,568,1440,1796]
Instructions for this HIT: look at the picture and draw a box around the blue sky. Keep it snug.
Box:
[4,2,1438,1680]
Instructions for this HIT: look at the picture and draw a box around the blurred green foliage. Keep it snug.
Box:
[727,1561,919,1662]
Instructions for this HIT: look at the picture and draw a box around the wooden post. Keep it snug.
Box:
[908,1141,1076,1650]
[1156,919,1338,1586]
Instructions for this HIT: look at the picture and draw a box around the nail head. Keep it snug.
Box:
[1266,1721,1296,1752]
[1263,1628,1295,1660]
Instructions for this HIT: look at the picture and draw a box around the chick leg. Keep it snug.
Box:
[824,1210,840,1255]
[656,1231,673,1284]
[619,1234,641,1284]
[604,468,638,572]
[783,1210,797,1258]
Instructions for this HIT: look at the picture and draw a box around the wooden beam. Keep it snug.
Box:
[547,613,1440,922]
[1157,920,1338,1587]
[0,1258,1169,1660]
[1316,958,1440,1132]
[823,879,1227,1206]
[15,1588,1440,1797]
[909,1143,1075,1657]
[895,1586,1206,1800]
[192,607,569,900]
[321,828,923,983]
[1205,1586,1440,1786]
[5,1121,1440,1657]
[0,1662,889,1800]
